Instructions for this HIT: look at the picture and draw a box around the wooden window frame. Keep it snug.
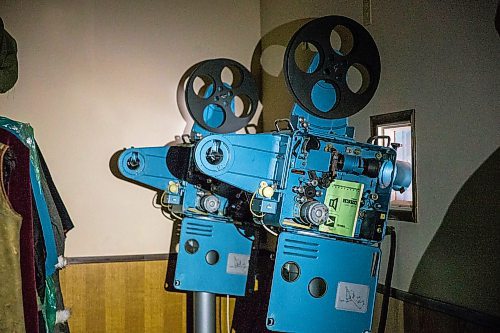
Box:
[370,109,417,223]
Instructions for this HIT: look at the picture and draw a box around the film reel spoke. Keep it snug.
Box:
[295,69,331,112]
[337,81,358,107]
[185,58,258,133]
[230,87,254,119]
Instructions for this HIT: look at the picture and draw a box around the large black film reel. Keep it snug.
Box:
[284,16,381,119]
[185,58,259,133]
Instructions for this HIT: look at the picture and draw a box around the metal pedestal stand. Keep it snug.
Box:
[193,292,216,333]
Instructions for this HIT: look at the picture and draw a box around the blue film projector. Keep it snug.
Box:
[115,15,411,333]
[117,58,261,297]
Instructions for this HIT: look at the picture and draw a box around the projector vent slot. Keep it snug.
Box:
[282,238,320,259]
[283,251,318,259]
[283,245,318,253]
[185,222,213,237]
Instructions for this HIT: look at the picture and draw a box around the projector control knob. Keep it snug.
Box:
[200,195,220,213]
[300,201,329,226]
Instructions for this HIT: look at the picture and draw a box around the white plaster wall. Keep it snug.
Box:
[0,0,261,256]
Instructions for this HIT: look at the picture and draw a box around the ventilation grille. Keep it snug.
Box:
[185,221,213,237]
[282,238,319,259]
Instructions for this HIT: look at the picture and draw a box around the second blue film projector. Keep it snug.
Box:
[115,15,411,333]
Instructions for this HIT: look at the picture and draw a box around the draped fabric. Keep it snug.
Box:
[0,117,73,332]
[0,128,39,333]
[37,145,74,234]
[0,142,25,332]
[0,117,58,277]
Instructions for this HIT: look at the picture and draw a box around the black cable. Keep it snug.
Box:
[378,226,396,333]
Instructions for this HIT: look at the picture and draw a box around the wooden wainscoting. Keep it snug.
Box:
[59,260,236,333]
[60,259,498,333]
[371,291,499,333]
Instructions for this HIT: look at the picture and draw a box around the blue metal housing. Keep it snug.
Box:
[193,127,398,242]
[118,146,176,190]
[174,217,253,296]
[266,231,380,333]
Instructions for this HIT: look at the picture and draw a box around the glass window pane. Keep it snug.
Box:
[377,124,412,207]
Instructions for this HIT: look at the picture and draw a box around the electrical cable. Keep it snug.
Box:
[155,191,183,221]
[248,190,278,237]
[226,295,230,333]
[160,208,170,219]
[152,192,162,208]
[378,226,396,333]
[249,191,265,218]
[160,191,170,208]
[262,223,278,237]
[234,224,254,241]
[159,203,183,221]
[169,209,183,221]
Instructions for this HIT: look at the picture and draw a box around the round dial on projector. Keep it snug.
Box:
[300,201,329,225]
[200,195,220,213]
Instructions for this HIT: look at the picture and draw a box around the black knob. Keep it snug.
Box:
[281,261,300,282]
[184,239,199,254]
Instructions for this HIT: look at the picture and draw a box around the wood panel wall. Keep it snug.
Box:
[60,260,496,333]
[59,260,235,333]
[371,295,497,333]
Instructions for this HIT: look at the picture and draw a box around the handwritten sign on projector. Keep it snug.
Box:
[335,281,370,313]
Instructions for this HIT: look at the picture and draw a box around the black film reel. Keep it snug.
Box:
[185,58,259,134]
[283,16,381,119]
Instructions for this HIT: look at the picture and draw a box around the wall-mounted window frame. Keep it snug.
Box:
[370,109,417,222]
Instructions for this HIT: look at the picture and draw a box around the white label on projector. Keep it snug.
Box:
[335,282,370,313]
[226,253,250,275]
